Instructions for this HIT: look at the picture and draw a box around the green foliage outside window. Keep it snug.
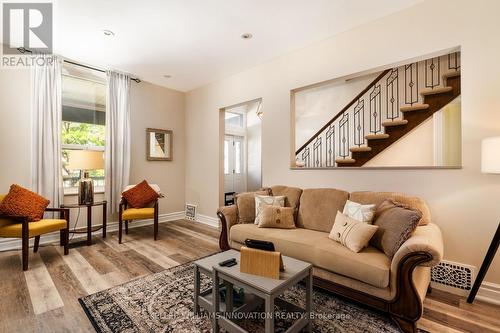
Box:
[62,121,105,188]
[62,121,105,146]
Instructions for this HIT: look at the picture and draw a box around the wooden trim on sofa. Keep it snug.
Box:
[217,211,230,251]
[217,211,433,333]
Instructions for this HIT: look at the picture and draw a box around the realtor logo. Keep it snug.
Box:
[2,3,53,55]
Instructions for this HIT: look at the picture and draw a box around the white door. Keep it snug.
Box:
[224,135,245,194]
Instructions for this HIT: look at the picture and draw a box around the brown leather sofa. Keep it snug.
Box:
[217,185,443,333]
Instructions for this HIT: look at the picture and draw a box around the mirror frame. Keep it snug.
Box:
[146,128,173,161]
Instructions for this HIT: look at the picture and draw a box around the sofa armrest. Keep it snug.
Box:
[391,223,444,272]
[217,205,237,251]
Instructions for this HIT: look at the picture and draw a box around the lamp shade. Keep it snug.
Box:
[68,150,104,171]
[481,137,500,174]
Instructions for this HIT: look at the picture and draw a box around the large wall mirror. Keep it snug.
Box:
[291,49,461,169]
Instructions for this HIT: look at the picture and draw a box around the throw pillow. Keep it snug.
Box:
[370,199,422,258]
[254,195,286,225]
[235,190,269,224]
[122,180,159,208]
[258,206,295,229]
[329,211,378,253]
[0,184,50,222]
[343,199,376,223]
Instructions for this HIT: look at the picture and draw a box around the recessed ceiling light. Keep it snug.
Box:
[103,30,115,37]
[241,33,253,40]
[163,74,172,78]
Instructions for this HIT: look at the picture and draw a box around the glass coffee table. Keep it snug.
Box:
[193,249,313,333]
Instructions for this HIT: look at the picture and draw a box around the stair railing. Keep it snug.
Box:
[295,52,460,168]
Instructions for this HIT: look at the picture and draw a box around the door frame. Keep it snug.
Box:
[219,98,262,207]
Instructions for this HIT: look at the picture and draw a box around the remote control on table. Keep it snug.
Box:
[219,258,237,267]
[225,261,237,267]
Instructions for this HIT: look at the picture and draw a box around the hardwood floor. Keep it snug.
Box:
[0,220,498,333]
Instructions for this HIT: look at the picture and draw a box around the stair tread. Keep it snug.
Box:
[382,120,408,127]
[401,104,429,112]
[420,86,453,96]
[443,70,461,79]
[335,158,356,164]
[365,133,389,140]
[350,146,372,152]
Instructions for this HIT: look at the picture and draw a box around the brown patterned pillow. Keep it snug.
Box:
[235,190,270,224]
[370,199,422,258]
[0,184,50,222]
[122,180,159,208]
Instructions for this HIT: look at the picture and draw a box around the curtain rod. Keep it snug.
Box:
[17,47,141,83]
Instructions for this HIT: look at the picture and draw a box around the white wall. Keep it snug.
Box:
[294,72,378,148]
[185,0,500,285]
[246,104,262,191]
[365,118,434,167]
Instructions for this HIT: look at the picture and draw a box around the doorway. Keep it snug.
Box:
[224,135,245,194]
[220,99,262,205]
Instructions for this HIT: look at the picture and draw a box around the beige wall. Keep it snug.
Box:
[129,81,185,215]
[185,0,500,284]
[0,69,185,230]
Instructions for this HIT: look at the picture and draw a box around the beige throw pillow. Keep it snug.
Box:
[343,200,376,223]
[258,206,295,229]
[329,211,378,253]
[370,199,422,258]
[254,195,285,225]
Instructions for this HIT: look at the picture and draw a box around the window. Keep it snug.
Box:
[225,111,244,128]
[61,64,106,194]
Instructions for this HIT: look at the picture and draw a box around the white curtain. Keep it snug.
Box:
[105,71,131,214]
[31,54,63,208]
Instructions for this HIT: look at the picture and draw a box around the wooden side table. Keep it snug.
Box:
[61,201,107,246]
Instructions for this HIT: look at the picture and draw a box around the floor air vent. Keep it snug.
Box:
[431,260,475,291]
[185,204,197,221]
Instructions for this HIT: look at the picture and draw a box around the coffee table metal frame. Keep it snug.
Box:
[193,250,313,333]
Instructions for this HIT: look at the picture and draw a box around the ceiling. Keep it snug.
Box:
[52,0,421,92]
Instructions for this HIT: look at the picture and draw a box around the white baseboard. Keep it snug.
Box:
[476,282,500,306]
[0,211,185,252]
[195,214,220,229]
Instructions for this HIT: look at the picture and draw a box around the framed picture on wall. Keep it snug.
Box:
[146,128,173,161]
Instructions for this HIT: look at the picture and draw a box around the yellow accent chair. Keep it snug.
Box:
[118,184,161,244]
[0,194,70,271]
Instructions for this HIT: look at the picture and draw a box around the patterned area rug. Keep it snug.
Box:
[80,261,413,333]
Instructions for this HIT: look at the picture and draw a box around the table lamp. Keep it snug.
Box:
[467,137,500,303]
[68,150,105,205]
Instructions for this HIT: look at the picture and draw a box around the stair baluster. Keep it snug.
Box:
[353,100,365,147]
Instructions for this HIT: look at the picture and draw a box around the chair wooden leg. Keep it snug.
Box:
[154,209,159,241]
[118,217,123,244]
[152,200,159,241]
[125,221,129,235]
[22,231,29,271]
[34,236,40,253]
[64,229,69,255]
[60,230,64,246]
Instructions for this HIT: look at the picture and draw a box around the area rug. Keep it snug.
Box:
[79,261,416,333]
